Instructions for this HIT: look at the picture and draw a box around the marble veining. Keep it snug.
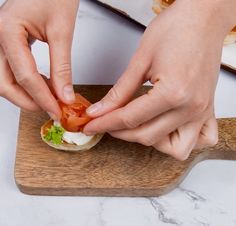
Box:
[148,198,182,226]
[97,198,107,226]
[178,187,206,202]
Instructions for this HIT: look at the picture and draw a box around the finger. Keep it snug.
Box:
[108,108,190,145]
[2,84,40,111]
[195,116,218,149]
[48,34,75,104]
[0,27,61,120]
[84,83,175,134]
[153,121,203,161]
[40,73,56,97]
[0,45,39,111]
[86,52,150,117]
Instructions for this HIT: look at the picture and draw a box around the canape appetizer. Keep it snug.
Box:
[41,93,103,151]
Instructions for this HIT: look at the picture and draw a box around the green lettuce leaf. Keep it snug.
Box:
[44,125,65,145]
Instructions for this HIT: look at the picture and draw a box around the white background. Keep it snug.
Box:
[1,0,236,225]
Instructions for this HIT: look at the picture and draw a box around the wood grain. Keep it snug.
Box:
[15,85,236,197]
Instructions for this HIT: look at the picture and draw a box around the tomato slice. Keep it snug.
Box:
[74,93,91,108]
[66,116,91,132]
[58,93,92,132]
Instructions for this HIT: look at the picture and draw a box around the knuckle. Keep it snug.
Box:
[120,114,139,129]
[172,149,189,161]
[159,84,189,107]
[204,133,219,147]
[48,24,72,41]
[153,140,190,160]
[15,74,31,86]
[54,63,72,79]
[138,136,156,147]
[169,145,190,161]
[171,89,189,106]
[105,86,122,106]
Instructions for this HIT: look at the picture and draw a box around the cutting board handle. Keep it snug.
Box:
[202,118,236,160]
[216,118,236,151]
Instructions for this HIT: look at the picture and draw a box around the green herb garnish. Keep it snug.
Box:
[44,125,65,145]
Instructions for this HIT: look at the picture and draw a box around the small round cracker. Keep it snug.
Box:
[41,120,104,152]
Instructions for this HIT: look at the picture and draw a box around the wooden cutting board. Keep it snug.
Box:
[15,85,236,197]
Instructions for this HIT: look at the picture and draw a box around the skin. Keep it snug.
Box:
[0,0,236,160]
[0,0,79,120]
[84,0,236,160]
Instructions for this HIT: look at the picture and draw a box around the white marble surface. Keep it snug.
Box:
[1,0,236,225]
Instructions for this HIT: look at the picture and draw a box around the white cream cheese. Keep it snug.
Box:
[62,131,93,146]
[54,121,94,146]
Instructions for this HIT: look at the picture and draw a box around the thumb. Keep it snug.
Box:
[49,36,75,104]
[87,54,150,117]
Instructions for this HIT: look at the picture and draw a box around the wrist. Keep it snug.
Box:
[173,0,236,38]
[203,0,236,29]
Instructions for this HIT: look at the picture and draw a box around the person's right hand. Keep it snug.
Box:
[0,0,79,120]
[84,0,236,160]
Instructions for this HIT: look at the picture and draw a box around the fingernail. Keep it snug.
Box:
[47,112,58,121]
[86,101,103,115]
[63,85,75,102]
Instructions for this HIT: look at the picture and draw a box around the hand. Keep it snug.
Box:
[84,0,236,160]
[0,0,79,119]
